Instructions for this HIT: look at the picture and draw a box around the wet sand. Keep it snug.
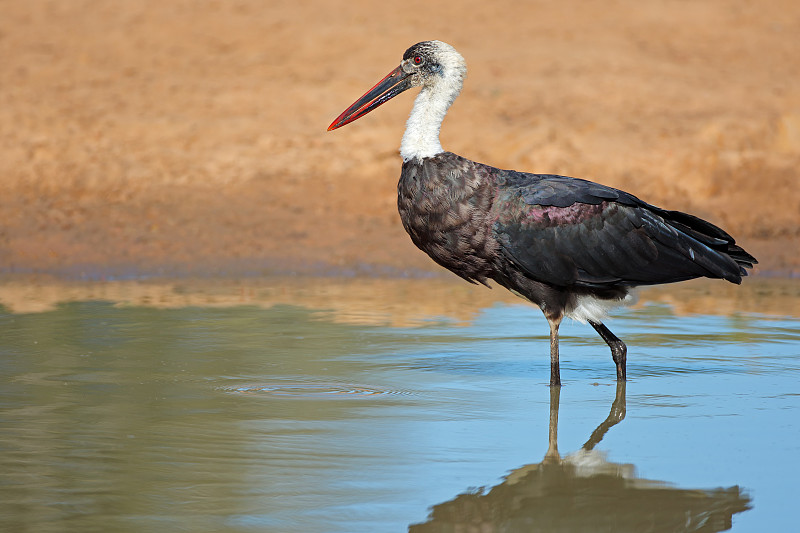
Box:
[1,0,799,278]
[1,276,798,324]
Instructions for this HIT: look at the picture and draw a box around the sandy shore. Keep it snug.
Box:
[1,276,798,321]
[1,0,798,279]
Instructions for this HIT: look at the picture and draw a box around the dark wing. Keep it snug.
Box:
[491,171,756,288]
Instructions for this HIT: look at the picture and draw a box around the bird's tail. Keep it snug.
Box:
[659,208,758,283]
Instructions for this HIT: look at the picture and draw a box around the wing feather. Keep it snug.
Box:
[491,171,754,287]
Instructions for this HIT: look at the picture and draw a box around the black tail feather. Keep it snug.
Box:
[655,208,757,282]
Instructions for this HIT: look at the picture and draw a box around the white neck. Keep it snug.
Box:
[400,64,465,162]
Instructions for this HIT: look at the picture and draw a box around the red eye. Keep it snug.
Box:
[413,55,423,64]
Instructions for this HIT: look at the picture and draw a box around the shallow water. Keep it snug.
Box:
[0,277,798,532]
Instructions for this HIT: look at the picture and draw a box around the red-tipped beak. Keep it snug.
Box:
[328,65,414,131]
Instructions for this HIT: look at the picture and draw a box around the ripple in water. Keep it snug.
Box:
[220,380,412,399]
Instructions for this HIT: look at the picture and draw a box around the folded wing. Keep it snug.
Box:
[491,171,756,288]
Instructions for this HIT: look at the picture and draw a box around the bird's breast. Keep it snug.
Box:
[397,153,497,284]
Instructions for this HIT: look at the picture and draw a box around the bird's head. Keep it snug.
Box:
[328,40,466,131]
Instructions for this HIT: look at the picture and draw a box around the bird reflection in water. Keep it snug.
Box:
[410,383,750,532]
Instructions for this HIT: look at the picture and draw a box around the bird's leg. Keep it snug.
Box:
[589,320,627,381]
[547,315,563,387]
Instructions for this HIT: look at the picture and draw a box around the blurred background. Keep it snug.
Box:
[1,0,798,279]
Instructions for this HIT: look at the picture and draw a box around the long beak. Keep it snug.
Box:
[328,65,414,131]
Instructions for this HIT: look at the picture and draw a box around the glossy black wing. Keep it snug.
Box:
[491,171,755,288]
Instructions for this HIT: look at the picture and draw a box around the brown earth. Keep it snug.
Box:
[2,277,799,321]
[1,0,799,280]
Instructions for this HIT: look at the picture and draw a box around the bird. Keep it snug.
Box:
[327,40,757,386]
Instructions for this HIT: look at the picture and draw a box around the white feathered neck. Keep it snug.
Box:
[400,42,467,162]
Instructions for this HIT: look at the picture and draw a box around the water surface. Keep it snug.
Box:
[0,277,798,532]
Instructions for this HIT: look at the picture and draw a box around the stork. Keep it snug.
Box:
[328,41,756,386]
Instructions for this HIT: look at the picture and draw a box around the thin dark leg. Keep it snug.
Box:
[589,320,627,381]
[547,316,562,387]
